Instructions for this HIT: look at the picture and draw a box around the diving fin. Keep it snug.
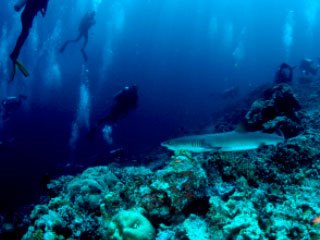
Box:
[15,59,29,77]
[9,59,29,82]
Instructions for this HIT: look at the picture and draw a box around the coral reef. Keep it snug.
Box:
[244,83,302,137]
[107,208,155,240]
[20,83,320,239]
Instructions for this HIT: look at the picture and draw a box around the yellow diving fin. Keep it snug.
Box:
[15,59,29,77]
[9,59,29,82]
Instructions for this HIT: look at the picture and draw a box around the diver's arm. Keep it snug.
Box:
[14,0,27,12]
[113,89,125,101]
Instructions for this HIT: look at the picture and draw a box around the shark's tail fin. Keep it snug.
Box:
[234,122,252,133]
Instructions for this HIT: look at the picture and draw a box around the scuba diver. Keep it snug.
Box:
[299,58,319,77]
[1,95,27,119]
[59,11,96,62]
[274,63,295,84]
[87,85,138,139]
[10,0,50,81]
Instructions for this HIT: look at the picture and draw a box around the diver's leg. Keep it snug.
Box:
[59,34,82,53]
[81,33,88,50]
[81,33,88,61]
[9,10,33,81]
[59,40,70,52]
[10,13,32,62]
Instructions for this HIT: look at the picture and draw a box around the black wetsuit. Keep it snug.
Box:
[10,0,49,62]
[59,12,96,61]
[274,63,293,84]
[300,59,319,76]
[87,86,138,139]
[99,86,138,124]
[1,95,27,119]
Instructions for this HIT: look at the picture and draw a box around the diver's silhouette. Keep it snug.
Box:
[1,94,27,119]
[300,58,319,77]
[87,85,138,139]
[274,63,294,84]
[59,11,96,62]
[10,0,50,81]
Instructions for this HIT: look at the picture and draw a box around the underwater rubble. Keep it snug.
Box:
[17,83,320,239]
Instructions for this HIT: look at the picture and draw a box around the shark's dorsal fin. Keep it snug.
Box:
[234,122,249,133]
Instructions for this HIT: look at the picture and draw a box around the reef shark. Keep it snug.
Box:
[161,130,284,153]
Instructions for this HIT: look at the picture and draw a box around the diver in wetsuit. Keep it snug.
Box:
[300,58,319,77]
[1,95,27,119]
[274,63,294,84]
[59,11,96,62]
[87,85,138,139]
[10,0,50,81]
[100,85,138,124]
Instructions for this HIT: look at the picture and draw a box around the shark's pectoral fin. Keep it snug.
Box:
[258,143,267,149]
[234,122,250,133]
[200,141,220,152]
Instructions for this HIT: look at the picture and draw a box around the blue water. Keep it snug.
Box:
[0,0,319,213]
